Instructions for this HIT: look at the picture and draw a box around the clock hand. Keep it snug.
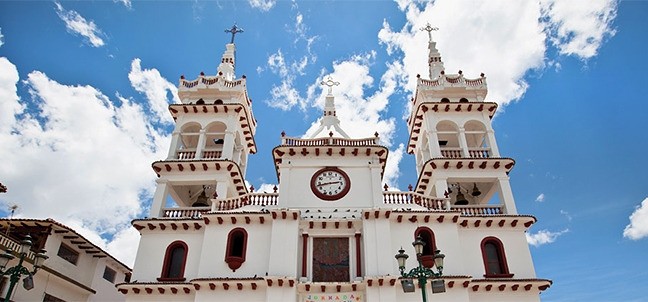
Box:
[317,181,341,187]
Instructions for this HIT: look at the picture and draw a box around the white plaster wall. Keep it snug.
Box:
[125,293,194,302]
[469,291,541,302]
[268,219,300,277]
[388,220,467,276]
[131,230,204,282]
[89,259,126,302]
[458,229,536,279]
[195,290,267,302]
[394,286,470,302]
[11,271,90,302]
[42,234,98,288]
[197,222,273,278]
[280,158,381,209]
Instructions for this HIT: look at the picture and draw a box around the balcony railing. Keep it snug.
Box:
[468,148,490,158]
[382,192,504,215]
[440,148,462,158]
[202,150,222,159]
[440,147,491,159]
[382,191,447,210]
[452,204,503,215]
[162,207,210,218]
[0,233,35,261]
[217,192,279,211]
[174,149,223,160]
[281,136,380,146]
[177,150,197,160]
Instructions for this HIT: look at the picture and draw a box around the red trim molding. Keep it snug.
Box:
[225,228,248,272]
[414,226,437,268]
[158,241,188,282]
[480,236,514,278]
[302,233,308,278]
[355,233,362,277]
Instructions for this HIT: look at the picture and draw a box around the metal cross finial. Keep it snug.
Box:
[420,23,439,42]
[225,24,244,44]
[321,76,340,95]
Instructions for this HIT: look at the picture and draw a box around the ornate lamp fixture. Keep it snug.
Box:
[0,234,48,302]
[395,235,446,302]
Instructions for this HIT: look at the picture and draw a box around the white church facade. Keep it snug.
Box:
[117,26,551,302]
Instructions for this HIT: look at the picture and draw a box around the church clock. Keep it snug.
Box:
[310,167,351,201]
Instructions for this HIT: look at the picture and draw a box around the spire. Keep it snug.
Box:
[421,23,444,79]
[309,76,350,139]
[218,24,243,81]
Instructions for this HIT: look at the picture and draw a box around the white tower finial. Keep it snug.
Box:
[420,23,439,43]
[309,76,350,139]
[420,23,444,79]
[321,76,340,95]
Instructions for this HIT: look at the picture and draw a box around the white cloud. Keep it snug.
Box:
[55,2,106,47]
[248,0,275,12]
[0,57,22,132]
[526,229,569,247]
[265,49,311,111]
[0,28,4,48]
[114,0,132,9]
[128,58,179,124]
[0,57,171,266]
[623,197,648,240]
[535,193,545,202]
[540,0,617,59]
[263,6,318,111]
[300,53,405,187]
[256,183,279,194]
[105,227,141,266]
[560,209,572,222]
[378,0,617,108]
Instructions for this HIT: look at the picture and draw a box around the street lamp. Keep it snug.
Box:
[0,234,48,302]
[395,235,446,302]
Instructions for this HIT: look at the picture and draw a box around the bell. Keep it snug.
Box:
[192,190,210,207]
[471,183,481,197]
[455,191,468,205]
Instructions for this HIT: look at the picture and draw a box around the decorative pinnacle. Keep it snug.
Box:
[321,76,340,95]
[420,23,439,42]
[225,23,244,44]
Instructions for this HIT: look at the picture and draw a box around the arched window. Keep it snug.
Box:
[196,98,205,105]
[480,237,513,278]
[225,228,248,272]
[414,227,437,268]
[459,97,469,103]
[159,241,188,281]
[440,98,450,103]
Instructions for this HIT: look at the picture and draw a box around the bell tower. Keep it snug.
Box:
[148,31,256,218]
[408,24,517,214]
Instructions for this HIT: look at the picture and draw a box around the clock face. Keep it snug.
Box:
[310,167,351,201]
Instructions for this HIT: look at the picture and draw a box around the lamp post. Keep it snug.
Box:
[394,236,445,302]
[0,235,48,302]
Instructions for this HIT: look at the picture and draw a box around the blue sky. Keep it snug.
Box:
[0,0,646,301]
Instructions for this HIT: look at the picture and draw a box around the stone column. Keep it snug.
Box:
[222,130,235,160]
[486,130,500,157]
[497,177,518,214]
[149,179,169,217]
[195,129,206,159]
[166,131,181,160]
[458,127,469,158]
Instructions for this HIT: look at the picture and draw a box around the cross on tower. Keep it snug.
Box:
[225,24,244,44]
[321,76,340,95]
[420,23,439,42]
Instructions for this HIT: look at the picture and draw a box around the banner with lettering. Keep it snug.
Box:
[303,292,363,302]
